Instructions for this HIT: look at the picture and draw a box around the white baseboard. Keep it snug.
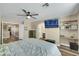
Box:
[60,43,70,47]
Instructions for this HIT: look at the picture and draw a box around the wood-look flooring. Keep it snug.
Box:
[3,35,19,43]
[58,45,79,56]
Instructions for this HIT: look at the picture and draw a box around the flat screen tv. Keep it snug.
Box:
[44,19,58,28]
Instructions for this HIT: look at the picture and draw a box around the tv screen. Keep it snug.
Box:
[44,19,58,28]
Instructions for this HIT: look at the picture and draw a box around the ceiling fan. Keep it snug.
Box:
[42,3,49,7]
[18,9,39,19]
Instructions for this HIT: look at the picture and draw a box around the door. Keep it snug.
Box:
[29,30,36,38]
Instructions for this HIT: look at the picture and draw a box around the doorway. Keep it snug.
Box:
[3,22,19,43]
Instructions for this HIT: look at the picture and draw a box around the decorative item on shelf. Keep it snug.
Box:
[62,20,78,31]
[65,24,71,29]
[70,24,78,30]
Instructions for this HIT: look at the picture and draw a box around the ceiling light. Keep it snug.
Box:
[27,16,31,19]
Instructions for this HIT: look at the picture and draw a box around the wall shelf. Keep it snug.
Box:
[63,20,78,24]
[61,20,78,31]
[60,19,78,51]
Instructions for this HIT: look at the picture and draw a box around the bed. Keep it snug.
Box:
[1,38,61,56]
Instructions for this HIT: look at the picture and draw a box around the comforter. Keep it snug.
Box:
[1,39,61,56]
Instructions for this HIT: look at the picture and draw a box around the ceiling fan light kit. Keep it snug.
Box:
[18,9,39,19]
[27,16,31,19]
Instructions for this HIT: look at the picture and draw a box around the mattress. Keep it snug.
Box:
[1,39,61,56]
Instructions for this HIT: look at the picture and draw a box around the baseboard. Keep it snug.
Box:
[60,43,69,47]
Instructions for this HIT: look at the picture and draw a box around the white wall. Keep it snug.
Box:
[0,18,2,44]
[29,20,61,46]
[77,13,79,52]
[24,19,32,39]
[34,21,60,46]
[36,22,45,39]
[19,24,24,39]
[45,28,60,46]
[60,14,78,47]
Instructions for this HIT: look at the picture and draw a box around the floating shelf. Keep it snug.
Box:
[63,20,78,24]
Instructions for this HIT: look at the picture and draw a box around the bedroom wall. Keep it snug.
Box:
[19,24,24,39]
[31,20,46,39]
[24,19,32,39]
[0,18,1,44]
[24,20,60,45]
[36,22,45,39]
[45,28,60,46]
[60,15,78,47]
[77,13,79,52]
[32,20,60,46]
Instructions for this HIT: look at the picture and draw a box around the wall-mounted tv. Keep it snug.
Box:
[44,19,58,28]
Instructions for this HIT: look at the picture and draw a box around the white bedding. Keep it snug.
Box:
[3,39,61,56]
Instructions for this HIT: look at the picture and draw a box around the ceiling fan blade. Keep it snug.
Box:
[31,16,37,19]
[22,9,27,13]
[31,14,39,16]
[42,3,49,7]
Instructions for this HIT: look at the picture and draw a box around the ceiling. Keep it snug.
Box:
[0,3,79,23]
